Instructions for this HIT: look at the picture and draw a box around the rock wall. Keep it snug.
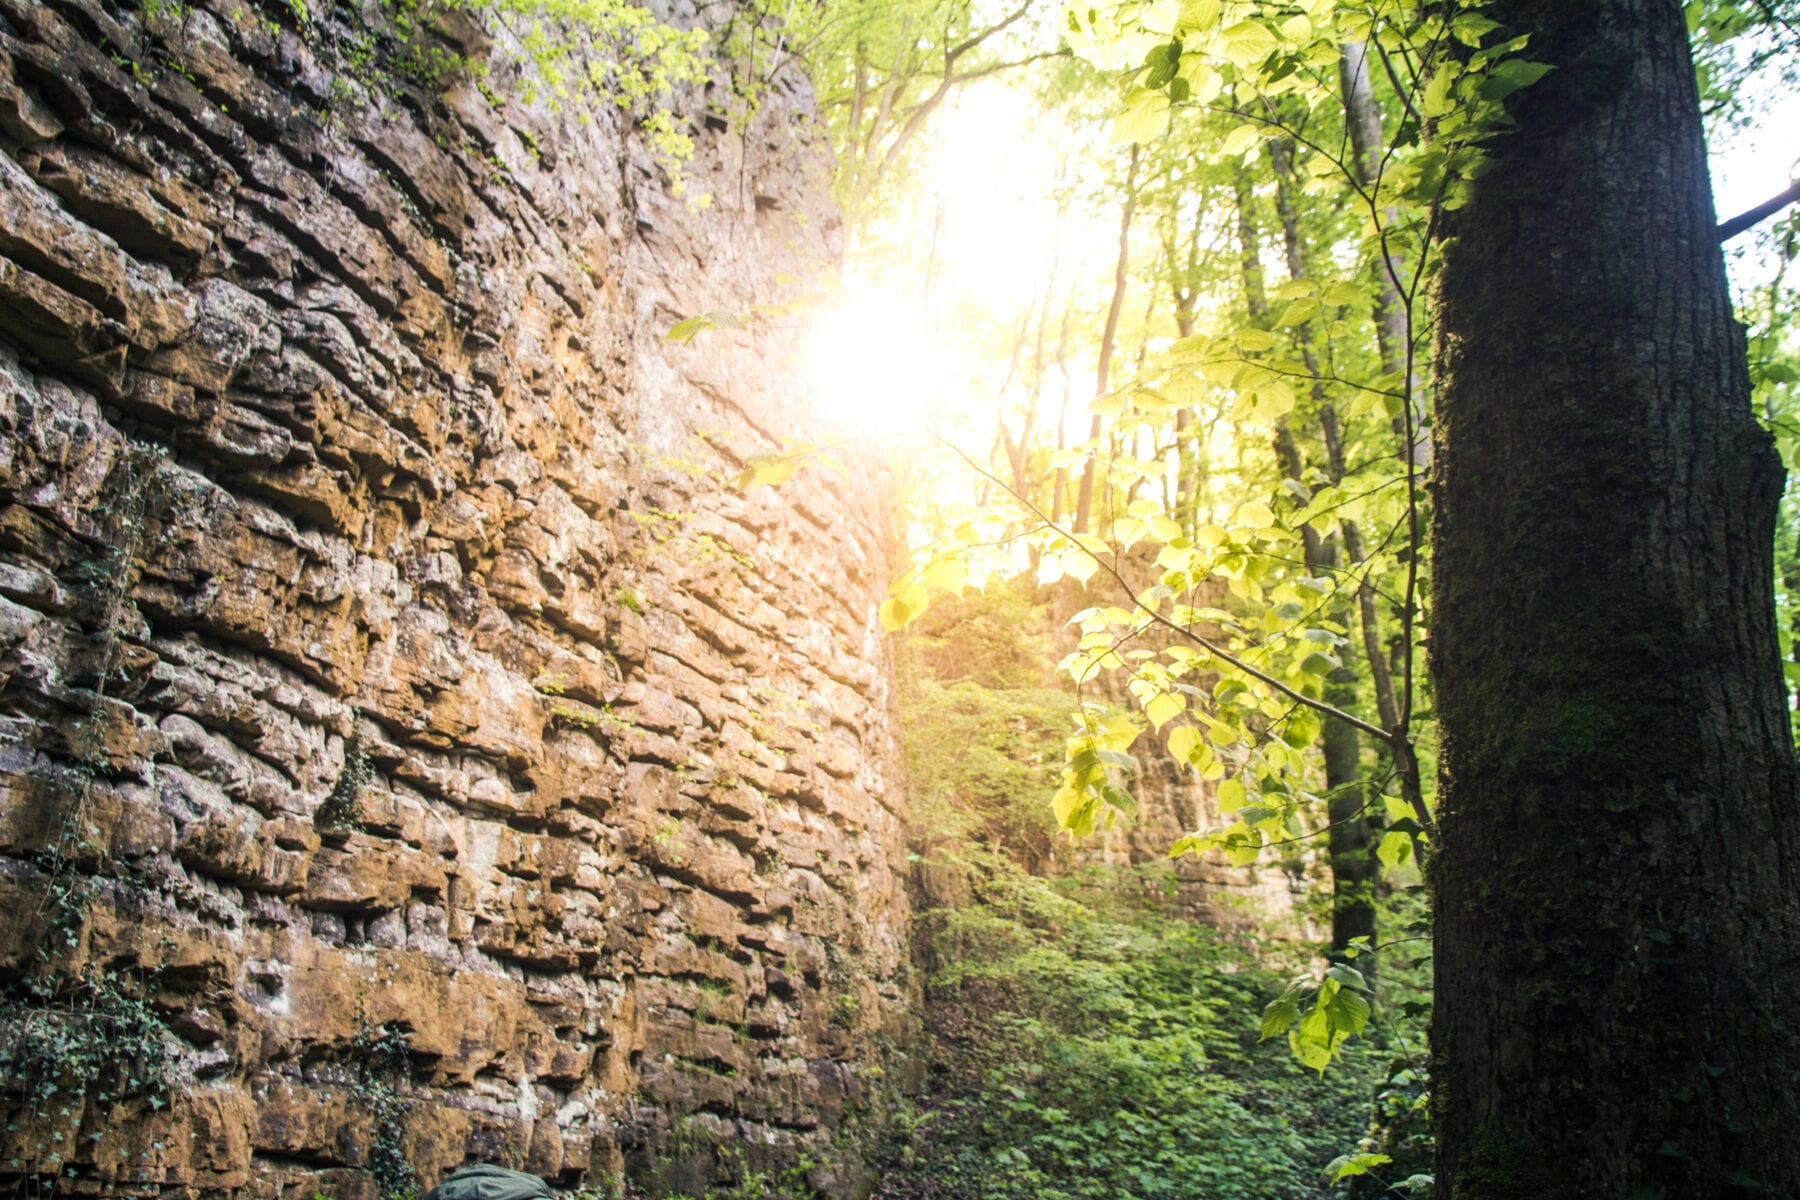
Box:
[0,0,912,1195]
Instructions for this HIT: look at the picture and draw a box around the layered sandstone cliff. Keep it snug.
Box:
[0,0,910,1194]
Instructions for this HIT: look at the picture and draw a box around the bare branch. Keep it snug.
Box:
[1719,175,1800,242]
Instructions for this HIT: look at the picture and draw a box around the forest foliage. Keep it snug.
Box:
[887,590,1422,1199]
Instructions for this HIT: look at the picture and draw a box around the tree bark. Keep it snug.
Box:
[1429,2,1800,1196]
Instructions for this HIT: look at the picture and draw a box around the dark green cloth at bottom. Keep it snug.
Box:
[421,1164,557,1200]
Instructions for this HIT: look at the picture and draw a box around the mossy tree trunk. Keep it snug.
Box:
[1429,2,1800,1196]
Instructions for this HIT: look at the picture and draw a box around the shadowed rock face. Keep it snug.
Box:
[0,0,911,1194]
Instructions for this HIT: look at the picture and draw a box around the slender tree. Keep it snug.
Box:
[1429,2,1800,1195]
[1075,146,1141,534]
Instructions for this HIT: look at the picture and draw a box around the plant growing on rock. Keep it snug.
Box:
[0,443,192,1186]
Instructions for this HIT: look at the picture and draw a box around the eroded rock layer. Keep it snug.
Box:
[0,0,909,1194]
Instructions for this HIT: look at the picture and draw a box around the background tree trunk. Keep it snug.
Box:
[1430,2,1800,1196]
[1075,147,1138,534]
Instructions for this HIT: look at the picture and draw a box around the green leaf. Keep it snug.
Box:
[1102,782,1139,819]
[1325,980,1372,1036]
[1261,991,1302,1040]
[1274,297,1319,327]
[1299,652,1341,677]
[1167,725,1202,764]
[1479,58,1554,102]
[1328,1153,1393,1183]
[1143,39,1183,88]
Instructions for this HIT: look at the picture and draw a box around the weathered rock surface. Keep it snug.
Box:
[0,0,909,1194]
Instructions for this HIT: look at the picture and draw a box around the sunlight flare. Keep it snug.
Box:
[804,284,951,435]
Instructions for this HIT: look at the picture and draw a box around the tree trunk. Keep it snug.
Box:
[1274,423,1377,970]
[1430,2,1800,1196]
[1075,146,1139,534]
[1266,136,1379,972]
[1339,40,1429,470]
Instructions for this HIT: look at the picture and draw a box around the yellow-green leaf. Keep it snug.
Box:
[1145,691,1186,731]
[1177,56,1223,103]
[879,596,912,632]
[1175,0,1219,34]
[1219,19,1278,66]
[1377,829,1413,870]
[1219,121,1261,157]
[1421,66,1458,118]
[1141,0,1179,34]
[925,557,968,595]
[1236,500,1276,527]
[1256,381,1297,420]
[1148,515,1184,542]
[1113,516,1149,547]
[1275,297,1320,327]
[1113,89,1172,144]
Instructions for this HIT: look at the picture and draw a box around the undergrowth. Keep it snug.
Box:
[877,851,1382,1200]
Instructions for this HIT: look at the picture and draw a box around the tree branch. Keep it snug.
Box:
[1718,176,1800,242]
